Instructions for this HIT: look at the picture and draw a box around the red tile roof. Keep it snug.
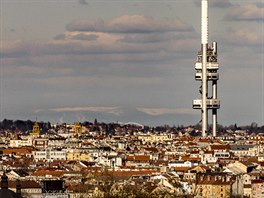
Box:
[3,149,31,155]
[31,169,65,177]
[111,169,158,176]
[252,179,264,184]
[210,144,231,150]
[127,155,150,161]
[181,156,201,162]
[173,167,190,172]
[8,180,40,188]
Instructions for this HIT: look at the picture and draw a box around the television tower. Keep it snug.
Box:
[193,0,220,137]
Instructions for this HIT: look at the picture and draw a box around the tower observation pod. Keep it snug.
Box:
[192,0,220,137]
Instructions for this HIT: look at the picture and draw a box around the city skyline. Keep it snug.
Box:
[0,0,263,126]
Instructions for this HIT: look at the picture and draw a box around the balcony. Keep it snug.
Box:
[193,99,220,109]
[195,62,219,70]
[195,72,219,81]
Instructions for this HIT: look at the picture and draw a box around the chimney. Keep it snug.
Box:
[16,179,22,197]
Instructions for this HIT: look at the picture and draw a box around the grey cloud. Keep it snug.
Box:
[8,38,195,58]
[1,17,198,81]
[256,2,264,8]
[40,42,158,56]
[220,28,262,48]
[119,32,197,43]
[54,33,98,41]
[211,0,232,8]
[194,0,232,8]
[0,41,30,58]
[54,34,66,40]
[1,37,197,89]
[71,33,98,41]
[224,4,264,21]
[66,19,104,32]
[0,49,29,58]
[79,0,88,5]
[66,15,194,33]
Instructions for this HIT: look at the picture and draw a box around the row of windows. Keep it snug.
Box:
[34,152,65,156]
[215,154,229,157]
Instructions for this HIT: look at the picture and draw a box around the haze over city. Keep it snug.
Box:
[0,0,263,126]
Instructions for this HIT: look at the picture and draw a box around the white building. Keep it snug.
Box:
[48,137,67,148]
[201,151,217,164]
[230,145,255,157]
[137,134,170,142]
[168,161,193,168]
[9,136,33,147]
[33,148,66,161]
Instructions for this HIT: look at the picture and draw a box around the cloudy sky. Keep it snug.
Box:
[0,0,263,126]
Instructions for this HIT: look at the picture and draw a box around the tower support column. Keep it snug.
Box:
[212,80,217,136]
[202,44,208,137]
[212,109,217,137]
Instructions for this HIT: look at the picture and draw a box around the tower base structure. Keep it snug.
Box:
[192,42,220,137]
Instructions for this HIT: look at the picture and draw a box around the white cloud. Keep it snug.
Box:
[137,107,198,116]
[36,106,123,116]
[66,15,194,33]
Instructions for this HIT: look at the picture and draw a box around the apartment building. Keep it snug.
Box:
[252,180,264,198]
[66,149,91,161]
[33,148,66,161]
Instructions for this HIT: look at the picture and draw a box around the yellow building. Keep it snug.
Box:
[30,122,41,137]
[67,149,91,161]
[74,122,82,134]
[194,175,232,198]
